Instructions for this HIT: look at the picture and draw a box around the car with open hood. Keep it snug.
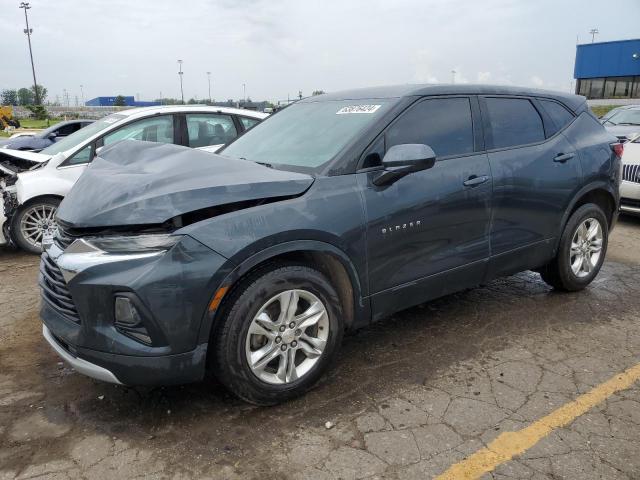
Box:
[0,105,267,252]
[0,119,94,152]
[40,84,620,405]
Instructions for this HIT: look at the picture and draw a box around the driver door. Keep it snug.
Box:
[359,96,493,319]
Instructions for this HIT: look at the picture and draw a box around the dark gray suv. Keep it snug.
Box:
[40,85,621,405]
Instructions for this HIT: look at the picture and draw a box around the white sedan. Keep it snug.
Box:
[0,105,267,252]
[621,136,640,216]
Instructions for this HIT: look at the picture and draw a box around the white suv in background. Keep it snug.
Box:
[621,136,640,216]
[0,105,267,252]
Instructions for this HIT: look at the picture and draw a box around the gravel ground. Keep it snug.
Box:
[1,216,639,479]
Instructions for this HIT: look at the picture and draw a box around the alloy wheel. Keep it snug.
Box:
[569,217,603,278]
[19,204,57,249]
[245,289,329,385]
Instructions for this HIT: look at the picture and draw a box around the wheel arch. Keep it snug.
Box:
[555,183,617,252]
[198,240,370,346]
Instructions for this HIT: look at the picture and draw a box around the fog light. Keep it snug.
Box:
[114,296,151,344]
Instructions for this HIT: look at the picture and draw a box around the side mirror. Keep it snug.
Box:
[95,146,104,156]
[373,144,436,186]
[47,132,57,140]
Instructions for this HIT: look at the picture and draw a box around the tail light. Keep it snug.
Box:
[611,142,624,158]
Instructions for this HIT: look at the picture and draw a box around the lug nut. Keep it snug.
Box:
[291,340,297,347]
[281,344,287,351]
[295,329,302,336]
[289,322,296,329]
[279,325,286,332]
[275,336,282,344]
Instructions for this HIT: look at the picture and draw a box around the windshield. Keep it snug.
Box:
[40,114,127,155]
[604,109,640,126]
[222,100,391,171]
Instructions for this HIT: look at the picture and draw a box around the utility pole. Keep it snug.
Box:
[206,72,212,103]
[242,83,246,104]
[589,28,599,43]
[451,70,457,84]
[177,59,184,104]
[79,84,84,105]
[19,2,41,105]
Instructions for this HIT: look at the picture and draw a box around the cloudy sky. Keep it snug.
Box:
[1,0,639,104]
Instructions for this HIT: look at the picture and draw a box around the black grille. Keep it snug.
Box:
[39,252,80,322]
[623,164,640,184]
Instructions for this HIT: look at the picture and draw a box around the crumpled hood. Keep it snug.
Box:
[57,140,314,228]
[0,148,51,176]
[0,148,51,163]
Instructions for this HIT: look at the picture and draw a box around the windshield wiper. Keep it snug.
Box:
[603,120,617,125]
[616,122,640,126]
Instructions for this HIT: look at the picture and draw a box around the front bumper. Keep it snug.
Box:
[40,234,231,386]
[620,180,640,215]
[43,324,123,384]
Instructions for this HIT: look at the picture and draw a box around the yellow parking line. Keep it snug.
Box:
[435,362,640,480]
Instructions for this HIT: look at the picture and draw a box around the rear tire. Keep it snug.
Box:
[212,264,343,405]
[10,197,60,254]
[540,203,608,291]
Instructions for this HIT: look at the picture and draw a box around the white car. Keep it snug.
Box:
[621,136,640,216]
[0,105,267,252]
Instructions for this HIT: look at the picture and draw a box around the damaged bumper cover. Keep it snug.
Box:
[0,182,18,246]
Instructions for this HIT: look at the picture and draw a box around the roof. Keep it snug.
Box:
[302,84,586,111]
[114,105,269,119]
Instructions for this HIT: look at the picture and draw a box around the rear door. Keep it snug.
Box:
[480,96,581,278]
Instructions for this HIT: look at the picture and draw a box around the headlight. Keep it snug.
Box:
[83,233,182,254]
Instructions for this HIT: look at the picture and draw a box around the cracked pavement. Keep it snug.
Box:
[1,216,640,479]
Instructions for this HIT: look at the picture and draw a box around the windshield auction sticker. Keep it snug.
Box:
[336,105,381,114]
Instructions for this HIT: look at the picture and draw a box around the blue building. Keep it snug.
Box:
[574,39,640,99]
[85,96,160,107]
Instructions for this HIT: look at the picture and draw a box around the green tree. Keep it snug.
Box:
[17,88,34,106]
[30,84,47,104]
[113,95,126,107]
[26,104,48,120]
[312,90,325,96]
[1,89,18,105]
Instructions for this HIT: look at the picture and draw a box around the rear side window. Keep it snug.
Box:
[239,116,260,131]
[386,97,474,157]
[539,99,574,136]
[186,114,237,148]
[485,97,544,149]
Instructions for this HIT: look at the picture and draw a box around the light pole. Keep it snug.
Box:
[589,28,599,43]
[242,83,246,105]
[451,70,456,84]
[19,2,40,105]
[80,84,84,105]
[206,72,212,103]
[177,60,184,104]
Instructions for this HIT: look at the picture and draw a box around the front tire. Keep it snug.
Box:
[10,197,60,254]
[540,203,608,291]
[212,264,343,405]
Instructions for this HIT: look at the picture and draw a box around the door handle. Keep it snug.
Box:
[463,175,489,187]
[553,152,575,163]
